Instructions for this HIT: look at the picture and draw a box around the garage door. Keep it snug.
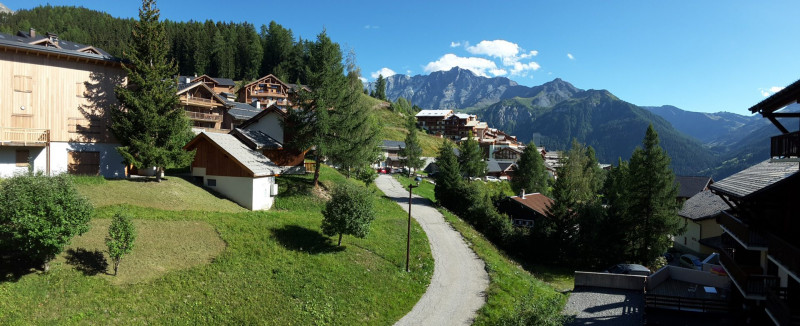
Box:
[68,151,100,175]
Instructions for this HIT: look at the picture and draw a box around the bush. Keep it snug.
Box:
[321,183,376,246]
[0,173,93,271]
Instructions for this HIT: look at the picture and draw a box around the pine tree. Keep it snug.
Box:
[374,74,387,100]
[260,21,294,77]
[111,0,194,182]
[434,141,462,208]
[625,125,682,264]
[458,131,487,180]
[510,141,549,196]
[400,116,424,176]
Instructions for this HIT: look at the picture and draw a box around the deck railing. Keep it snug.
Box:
[766,288,800,326]
[719,248,778,298]
[771,131,800,158]
[185,111,222,122]
[0,128,49,145]
[767,232,800,276]
[718,211,768,248]
[645,293,730,313]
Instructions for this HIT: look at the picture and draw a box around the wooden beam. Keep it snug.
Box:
[766,115,790,134]
[768,113,800,118]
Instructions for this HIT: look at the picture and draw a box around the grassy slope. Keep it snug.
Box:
[0,167,433,325]
[393,175,571,324]
[363,94,444,157]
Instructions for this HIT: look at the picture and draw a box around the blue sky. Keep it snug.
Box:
[4,0,800,115]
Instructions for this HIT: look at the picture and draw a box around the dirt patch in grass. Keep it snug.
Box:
[54,218,226,285]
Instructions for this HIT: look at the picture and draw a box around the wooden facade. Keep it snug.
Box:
[191,74,235,94]
[237,74,293,108]
[186,135,252,178]
[177,82,231,132]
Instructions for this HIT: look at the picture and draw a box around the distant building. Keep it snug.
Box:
[415,110,453,136]
[674,191,727,255]
[497,192,553,228]
[675,175,714,201]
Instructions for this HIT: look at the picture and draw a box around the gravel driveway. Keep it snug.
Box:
[375,175,489,326]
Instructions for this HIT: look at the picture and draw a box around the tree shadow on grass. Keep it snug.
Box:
[271,225,344,254]
[0,252,38,283]
[277,174,314,197]
[65,248,109,276]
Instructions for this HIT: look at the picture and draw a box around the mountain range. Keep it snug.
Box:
[375,67,786,178]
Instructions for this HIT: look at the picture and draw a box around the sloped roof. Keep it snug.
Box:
[232,128,282,150]
[238,104,286,129]
[187,132,281,177]
[710,159,799,199]
[487,159,502,173]
[679,191,730,221]
[675,176,713,199]
[509,193,553,217]
[212,77,235,87]
[416,110,453,117]
[176,82,227,104]
[0,31,116,62]
[748,78,800,114]
[381,140,406,150]
[498,162,514,172]
[224,99,261,120]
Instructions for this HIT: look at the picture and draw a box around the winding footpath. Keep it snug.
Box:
[375,175,489,326]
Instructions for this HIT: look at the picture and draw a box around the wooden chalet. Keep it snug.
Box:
[237,74,295,109]
[232,104,306,167]
[189,74,236,94]
[0,28,127,178]
[708,78,800,325]
[176,81,231,133]
[415,110,453,136]
[497,192,553,228]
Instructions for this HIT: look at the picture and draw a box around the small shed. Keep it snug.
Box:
[184,132,283,210]
[497,192,553,228]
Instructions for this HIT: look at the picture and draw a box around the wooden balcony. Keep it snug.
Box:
[0,128,49,146]
[719,248,778,299]
[766,288,800,326]
[718,211,768,250]
[767,232,800,277]
[185,111,222,122]
[182,96,218,108]
[771,131,800,160]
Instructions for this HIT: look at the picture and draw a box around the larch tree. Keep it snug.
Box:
[510,141,549,196]
[458,131,487,180]
[625,124,682,264]
[374,74,387,100]
[111,0,194,182]
[400,116,424,176]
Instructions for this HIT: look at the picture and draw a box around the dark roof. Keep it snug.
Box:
[509,193,553,217]
[498,162,514,172]
[710,159,799,199]
[678,191,729,221]
[238,104,286,129]
[0,31,116,62]
[487,160,501,173]
[232,128,282,150]
[675,176,713,199]
[381,140,406,150]
[748,78,800,114]
[224,99,261,120]
[212,77,235,87]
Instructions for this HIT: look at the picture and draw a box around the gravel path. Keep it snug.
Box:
[375,175,489,326]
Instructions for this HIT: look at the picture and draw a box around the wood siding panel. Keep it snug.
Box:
[0,49,124,143]
[190,139,251,177]
[67,151,100,175]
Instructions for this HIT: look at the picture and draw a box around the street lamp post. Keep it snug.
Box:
[406,176,422,272]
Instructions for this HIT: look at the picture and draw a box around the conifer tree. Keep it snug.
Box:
[374,74,387,100]
[111,0,194,182]
[458,131,487,180]
[511,141,549,196]
[434,141,462,208]
[400,116,424,176]
[625,125,682,264]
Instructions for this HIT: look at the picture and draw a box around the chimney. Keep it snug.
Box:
[521,189,525,199]
[29,28,35,38]
[251,100,261,109]
[185,77,191,84]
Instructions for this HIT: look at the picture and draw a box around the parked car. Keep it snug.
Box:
[679,254,703,270]
[485,176,500,182]
[604,263,651,276]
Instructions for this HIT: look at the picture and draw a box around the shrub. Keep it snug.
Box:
[321,183,376,246]
[106,211,137,275]
[0,173,93,271]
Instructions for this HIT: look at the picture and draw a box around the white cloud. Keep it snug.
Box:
[760,86,785,97]
[466,40,520,58]
[363,25,379,29]
[450,41,461,48]
[406,69,412,75]
[358,77,367,83]
[509,61,541,76]
[371,67,396,79]
[423,54,505,77]
[567,53,575,60]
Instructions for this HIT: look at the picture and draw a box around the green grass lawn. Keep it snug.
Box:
[0,166,433,325]
[394,174,573,324]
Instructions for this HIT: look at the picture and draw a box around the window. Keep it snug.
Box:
[15,150,30,167]
[13,75,32,93]
[207,179,217,187]
[75,82,86,97]
[13,75,33,116]
[68,151,100,175]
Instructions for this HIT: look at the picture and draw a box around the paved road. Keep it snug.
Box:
[375,175,489,326]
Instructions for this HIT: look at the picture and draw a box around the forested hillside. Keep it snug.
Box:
[0,5,306,83]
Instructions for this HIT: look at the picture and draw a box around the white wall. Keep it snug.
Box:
[204,174,275,210]
[247,112,283,144]
[675,218,702,253]
[0,146,46,177]
[49,142,126,178]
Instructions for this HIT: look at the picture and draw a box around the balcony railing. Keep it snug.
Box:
[766,288,800,326]
[767,232,800,277]
[771,131,800,159]
[185,111,222,122]
[719,248,778,299]
[0,127,49,146]
[718,211,768,249]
